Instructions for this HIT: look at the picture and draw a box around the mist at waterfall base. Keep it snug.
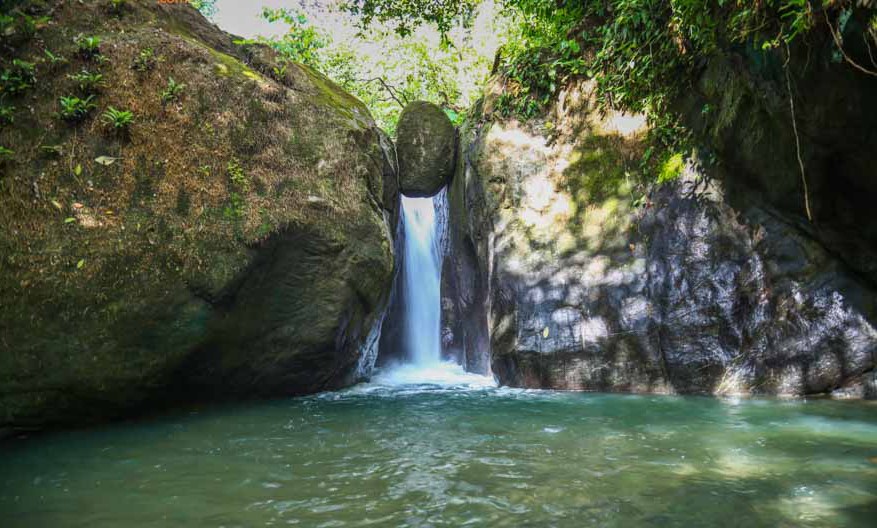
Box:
[371,190,495,389]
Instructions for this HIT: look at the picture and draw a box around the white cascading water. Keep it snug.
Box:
[371,188,494,388]
[401,192,443,365]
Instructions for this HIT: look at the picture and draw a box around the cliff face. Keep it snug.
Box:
[676,25,877,286]
[0,0,398,430]
[443,74,877,397]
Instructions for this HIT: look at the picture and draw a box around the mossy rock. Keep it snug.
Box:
[396,101,456,197]
[0,0,394,431]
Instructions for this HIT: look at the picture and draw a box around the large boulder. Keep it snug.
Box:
[0,0,396,430]
[396,101,456,197]
[443,78,877,397]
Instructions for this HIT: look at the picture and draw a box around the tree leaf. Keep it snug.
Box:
[94,156,119,166]
[74,164,82,176]
[64,217,77,223]
[76,259,85,269]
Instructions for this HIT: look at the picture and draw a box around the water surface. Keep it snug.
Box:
[1,378,875,527]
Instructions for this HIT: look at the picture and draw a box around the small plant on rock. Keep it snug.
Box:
[271,62,288,80]
[132,47,155,72]
[68,69,104,94]
[0,59,36,96]
[18,14,50,38]
[223,192,246,219]
[59,95,96,121]
[43,48,67,65]
[227,158,249,191]
[102,106,134,129]
[0,103,14,125]
[0,15,14,38]
[160,77,185,103]
[75,35,102,59]
[0,146,13,158]
[108,0,127,15]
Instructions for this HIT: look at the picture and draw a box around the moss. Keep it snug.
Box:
[175,33,263,82]
[294,63,371,125]
[0,0,397,430]
[563,134,634,206]
[658,152,685,183]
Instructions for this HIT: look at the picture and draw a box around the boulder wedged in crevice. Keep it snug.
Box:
[396,101,457,197]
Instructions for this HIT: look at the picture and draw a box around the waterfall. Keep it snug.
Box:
[400,189,446,366]
[366,188,493,387]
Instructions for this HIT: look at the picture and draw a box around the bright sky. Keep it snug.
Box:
[207,0,508,129]
[212,0,352,39]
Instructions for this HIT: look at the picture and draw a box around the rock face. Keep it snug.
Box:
[0,0,396,430]
[395,101,456,197]
[676,31,877,285]
[442,78,877,397]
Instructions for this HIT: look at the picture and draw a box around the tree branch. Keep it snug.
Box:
[824,9,877,77]
[784,42,813,223]
[360,77,408,108]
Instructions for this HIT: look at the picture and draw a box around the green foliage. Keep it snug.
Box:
[102,106,134,129]
[68,69,104,94]
[657,152,685,184]
[43,49,67,65]
[58,95,96,121]
[0,59,36,96]
[257,9,326,69]
[189,0,217,18]
[0,10,50,41]
[257,5,497,134]
[108,0,126,14]
[340,0,872,186]
[0,103,13,125]
[0,145,13,159]
[12,12,49,39]
[160,77,185,103]
[132,48,155,72]
[271,61,288,80]
[227,158,249,191]
[341,0,479,41]
[41,144,63,156]
[75,35,102,59]
[0,14,12,38]
[494,0,585,119]
[224,158,249,219]
[223,192,246,220]
[444,107,466,127]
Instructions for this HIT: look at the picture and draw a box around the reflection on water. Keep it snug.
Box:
[0,385,875,527]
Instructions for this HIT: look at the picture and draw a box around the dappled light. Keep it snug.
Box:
[0,0,874,526]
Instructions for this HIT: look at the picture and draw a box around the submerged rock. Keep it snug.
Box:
[0,1,395,430]
[395,101,456,197]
